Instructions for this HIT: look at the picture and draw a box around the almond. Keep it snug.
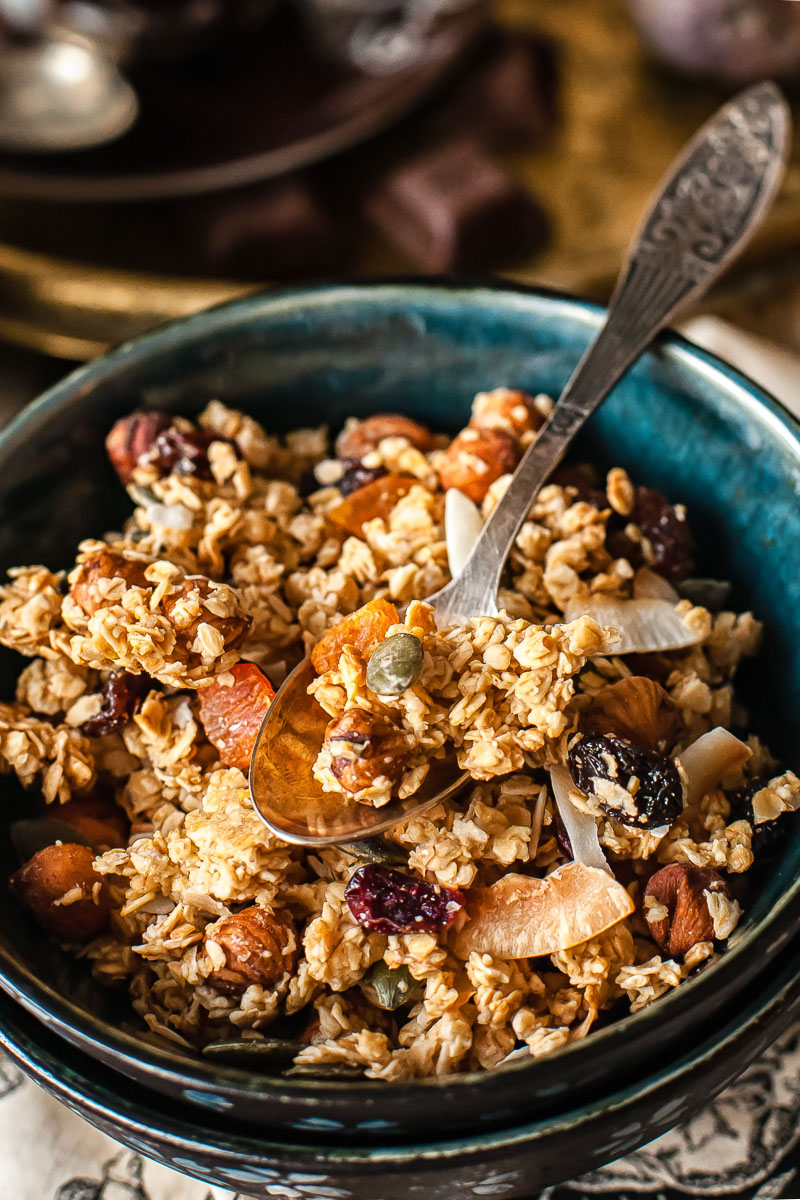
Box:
[643,863,725,958]
[583,676,678,751]
[205,906,298,994]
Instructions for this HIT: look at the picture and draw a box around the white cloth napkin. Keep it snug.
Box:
[3,320,800,1200]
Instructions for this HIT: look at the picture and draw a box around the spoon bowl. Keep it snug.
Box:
[249,658,466,845]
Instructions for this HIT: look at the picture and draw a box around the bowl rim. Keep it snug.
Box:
[1,276,799,1104]
[3,924,800,1167]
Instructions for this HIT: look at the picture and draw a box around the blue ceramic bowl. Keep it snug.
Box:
[0,281,799,1143]
[3,930,800,1198]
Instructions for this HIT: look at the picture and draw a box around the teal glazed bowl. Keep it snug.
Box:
[3,931,800,1198]
[1,281,800,1144]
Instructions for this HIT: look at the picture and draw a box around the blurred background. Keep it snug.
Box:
[2,0,800,389]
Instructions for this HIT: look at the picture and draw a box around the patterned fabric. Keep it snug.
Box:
[3,1023,800,1200]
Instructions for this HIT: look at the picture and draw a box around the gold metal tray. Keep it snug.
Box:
[3,0,800,361]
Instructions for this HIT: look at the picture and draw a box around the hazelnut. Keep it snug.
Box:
[583,677,678,751]
[438,427,521,504]
[10,843,110,941]
[162,576,250,656]
[643,863,725,958]
[56,796,130,849]
[205,905,299,994]
[470,388,544,439]
[325,707,407,793]
[105,411,172,485]
[69,550,148,617]
[336,414,434,461]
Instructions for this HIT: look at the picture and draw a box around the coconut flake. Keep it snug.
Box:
[633,568,679,603]
[549,765,612,874]
[445,488,484,578]
[451,862,634,960]
[564,595,704,654]
[678,727,752,807]
[146,502,194,532]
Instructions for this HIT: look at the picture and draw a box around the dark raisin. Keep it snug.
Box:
[567,733,684,829]
[553,810,573,859]
[339,459,388,497]
[81,671,152,737]
[550,464,608,510]
[607,487,695,582]
[344,864,464,934]
[728,778,785,859]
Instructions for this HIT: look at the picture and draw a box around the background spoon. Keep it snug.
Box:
[250,80,791,847]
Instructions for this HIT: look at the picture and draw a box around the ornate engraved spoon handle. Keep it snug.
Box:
[432,81,791,622]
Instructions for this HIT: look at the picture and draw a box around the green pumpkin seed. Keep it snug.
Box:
[202,1038,301,1065]
[361,961,424,1011]
[10,817,95,863]
[678,578,733,612]
[340,837,407,865]
[366,632,423,696]
[284,1062,364,1080]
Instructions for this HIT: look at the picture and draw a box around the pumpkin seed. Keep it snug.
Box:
[361,961,423,1011]
[366,632,423,696]
[284,1063,364,1081]
[202,1038,301,1065]
[340,837,407,865]
[10,816,95,862]
[678,578,733,612]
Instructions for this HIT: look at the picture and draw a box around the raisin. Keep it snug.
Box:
[550,465,608,510]
[199,663,276,772]
[568,733,685,829]
[728,779,784,859]
[81,671,152,737]
[344,864,465,934]
[339,459,388,497]
[607,487,695,581]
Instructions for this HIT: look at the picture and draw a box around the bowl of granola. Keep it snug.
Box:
[1,280,800,1147]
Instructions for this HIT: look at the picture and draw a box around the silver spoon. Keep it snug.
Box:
[250,80,790,847]
[0,34,138,153]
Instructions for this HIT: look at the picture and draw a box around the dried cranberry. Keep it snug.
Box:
[728,778,784,859]
[607,487,695,582]
[339,459,388,497]
[81,671,152,737]
[344,864,464,934]
[568,733,684,829]
[152,426,220,480]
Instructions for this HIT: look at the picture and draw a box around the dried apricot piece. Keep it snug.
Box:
[328,473,417,538]
[311,598,399,675]
[199,662,276,772]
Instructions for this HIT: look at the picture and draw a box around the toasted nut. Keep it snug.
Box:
[336,414,434,461]
[438,428,521,504]
[325,708,407,793]
[205,905,299,994]
[643,863,725,958]
[69,549,148,617]
[470,388,544,439]
[105,411,172,485]
[583,676,678,751]
[56,796,130,849]
[10,843,110,941]
[162,576,249,657]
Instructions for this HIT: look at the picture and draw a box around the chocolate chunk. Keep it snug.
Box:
[365,139,548,272]
[427,32,559,146]
[189,178,352,280]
